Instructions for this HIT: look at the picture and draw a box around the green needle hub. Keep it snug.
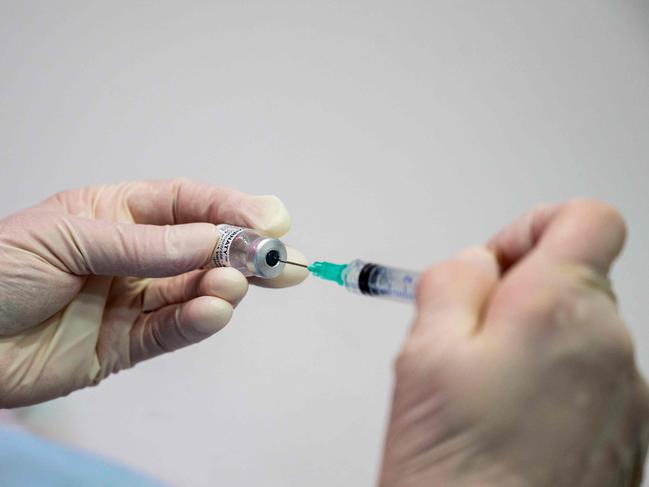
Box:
[308,261,347,286]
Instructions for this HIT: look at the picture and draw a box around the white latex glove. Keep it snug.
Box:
[379,199,649,487]
[0,179,308,408]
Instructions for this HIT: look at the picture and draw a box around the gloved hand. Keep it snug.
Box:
[0,179,308,408]
[379,199,649,487]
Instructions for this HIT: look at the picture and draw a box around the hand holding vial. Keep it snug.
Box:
[0,179,308,408]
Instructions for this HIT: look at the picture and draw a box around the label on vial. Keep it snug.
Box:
[212,224,244,267]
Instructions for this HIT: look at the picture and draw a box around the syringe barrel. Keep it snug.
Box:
[208,224,287,279]
[342,259,419,302]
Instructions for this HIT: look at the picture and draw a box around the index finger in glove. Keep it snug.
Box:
[51,179,292,238]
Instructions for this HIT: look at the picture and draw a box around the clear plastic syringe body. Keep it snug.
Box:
[308,259,420,302]
[342,259,419,302]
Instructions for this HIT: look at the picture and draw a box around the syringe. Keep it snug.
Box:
[295,259,420,302]
[206,226,418,302]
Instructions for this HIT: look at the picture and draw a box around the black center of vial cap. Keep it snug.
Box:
[265,250,281,267]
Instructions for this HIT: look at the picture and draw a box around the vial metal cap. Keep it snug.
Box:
[246,237,287,278]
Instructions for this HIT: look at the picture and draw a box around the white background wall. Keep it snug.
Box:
[1,1,648,485]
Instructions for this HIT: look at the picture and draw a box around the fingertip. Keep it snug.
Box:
[456,246,499,271]
[486,203,560,272]
[249,246,309,288]
[415,246,500,312]
[415,264,447,306]
[201,267,249,305]
[562,198,627,272]
[180,296,233,338]
[249,195,292,237]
